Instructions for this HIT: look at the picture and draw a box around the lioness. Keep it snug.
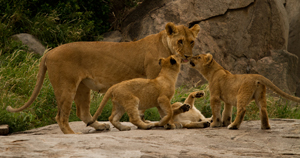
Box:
[190,53,300,130]
[170,91,212,128]
[87,55,182,130]
[6,22,200,134]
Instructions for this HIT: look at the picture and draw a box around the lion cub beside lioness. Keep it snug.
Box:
[87,55,182,130]
[190,53,300,130]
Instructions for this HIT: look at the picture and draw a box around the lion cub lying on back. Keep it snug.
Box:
[190,53,300,130]
[170,91,212,128]
[87,55,182,131]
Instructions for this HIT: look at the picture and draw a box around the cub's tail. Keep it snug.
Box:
[256,75,300,103]
[87,88,113,126]
[6,53,48,112]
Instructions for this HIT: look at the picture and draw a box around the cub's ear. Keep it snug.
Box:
[190,24,200,37]
[170,57,177,65]
[159,58,163,66]
[204,53,213,66]
[165,22,178,36]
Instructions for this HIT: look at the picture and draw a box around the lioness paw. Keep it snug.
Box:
[180,104,190,112]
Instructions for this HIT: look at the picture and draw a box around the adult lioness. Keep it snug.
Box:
[170,91,212,128]
[189,53,300,130]
[6,22,200,134]
[87,55,182,130]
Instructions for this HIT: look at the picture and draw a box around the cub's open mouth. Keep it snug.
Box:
[182,59,189,63]
[190,61,195,67]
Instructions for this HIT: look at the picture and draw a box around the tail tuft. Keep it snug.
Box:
[6,106,14,112]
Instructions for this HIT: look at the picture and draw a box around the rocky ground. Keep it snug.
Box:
[1,119,300,158]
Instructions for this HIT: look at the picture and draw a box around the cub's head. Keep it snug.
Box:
[165,22,200,63]
[189,53,213,73]
[159,54,182,72]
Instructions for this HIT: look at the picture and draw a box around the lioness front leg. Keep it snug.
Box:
[210,97,222,128]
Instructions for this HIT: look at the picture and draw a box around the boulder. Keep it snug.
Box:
[102,31,122,42]
[120,0,297,93]
[250,50,298,94]
[285,0,300,96]
[11,33,46,56]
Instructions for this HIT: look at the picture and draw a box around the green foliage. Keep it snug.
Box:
[0,0,111,52]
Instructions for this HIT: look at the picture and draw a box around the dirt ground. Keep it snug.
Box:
[1,119,300,158]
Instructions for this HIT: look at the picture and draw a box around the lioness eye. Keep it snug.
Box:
[190,41,194,45]
[178,40,183,45]
[197,56,201,59]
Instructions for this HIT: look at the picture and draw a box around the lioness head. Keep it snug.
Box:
[189,53,213,73]
[165,22,200,63]
[159,54,182,71]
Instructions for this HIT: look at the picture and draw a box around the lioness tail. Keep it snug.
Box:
[6,54,48,112]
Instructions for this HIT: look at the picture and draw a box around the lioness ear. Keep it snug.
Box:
[170,57,177,65]
[190,24,200,37]
[165,22,178,36]
[204,53,213,66]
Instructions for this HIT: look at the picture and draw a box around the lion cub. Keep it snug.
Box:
[170,91,212,128]
[190,53,300,130]
[87,55,182,131]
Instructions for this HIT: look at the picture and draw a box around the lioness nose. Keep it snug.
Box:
[184,55,190,59]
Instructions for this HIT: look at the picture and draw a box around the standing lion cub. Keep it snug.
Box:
[190,53,300,130]
[87,55,182,130]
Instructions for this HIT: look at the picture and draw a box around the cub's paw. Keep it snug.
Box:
[174,122,183,129]
[203,121,210,128]
[164,123,176,130]
[95,123,110,131]
[195,91,205,98]
[180,104,190,112]
[120,126,132,131]
[210,119,222,128]
[227,123,239,130]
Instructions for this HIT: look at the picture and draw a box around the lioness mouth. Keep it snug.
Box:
[190,61,195,67]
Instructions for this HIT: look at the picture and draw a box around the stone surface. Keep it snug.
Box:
[1,120,300,157]
[11,33,46,56]
[0,124,9,135]
[119,0,297,93]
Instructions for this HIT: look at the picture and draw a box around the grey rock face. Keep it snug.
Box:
[11,33,46,56]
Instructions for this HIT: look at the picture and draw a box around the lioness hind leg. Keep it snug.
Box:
[75,82,110,131]
[255,85,270,130]
[109,102,131,131]
[54,90,76,134]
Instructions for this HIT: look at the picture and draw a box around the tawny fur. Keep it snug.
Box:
[87,55,182,131]
[190,53,300,130]
[169,91,212,128]
[6,23,200,134]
